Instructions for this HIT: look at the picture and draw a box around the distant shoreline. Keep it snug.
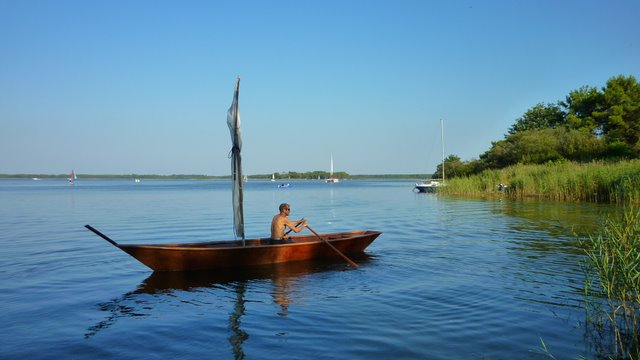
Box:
[0,174,431,181]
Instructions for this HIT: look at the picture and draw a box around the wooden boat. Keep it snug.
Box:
[86,225,381,271]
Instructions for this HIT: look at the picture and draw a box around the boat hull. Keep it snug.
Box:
[115,230,382,271]
[415,180,441,193]
[415,184,437,193]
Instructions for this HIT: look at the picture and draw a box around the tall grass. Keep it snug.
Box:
[440,159,640,203]
[581,206,640,359]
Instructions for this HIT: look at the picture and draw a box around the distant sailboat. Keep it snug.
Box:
[271,173,275,182]
[68,170,77,186]
[326,155,339,183]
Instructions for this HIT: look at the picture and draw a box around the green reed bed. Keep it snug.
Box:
[440,160,640,203]
[581,206,640,359]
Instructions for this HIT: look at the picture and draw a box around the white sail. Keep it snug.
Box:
[227,77,244,241]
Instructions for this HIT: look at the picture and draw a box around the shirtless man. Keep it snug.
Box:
[270,203,307,244]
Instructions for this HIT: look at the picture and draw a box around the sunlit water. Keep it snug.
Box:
[0,179,614,359]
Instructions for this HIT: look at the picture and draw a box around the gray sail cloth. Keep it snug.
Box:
[227,77,244,240]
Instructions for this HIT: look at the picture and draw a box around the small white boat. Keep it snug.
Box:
[415,180,440,193]
[326,154,339,183]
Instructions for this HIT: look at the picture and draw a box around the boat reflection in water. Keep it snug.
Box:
[85,256,372,357]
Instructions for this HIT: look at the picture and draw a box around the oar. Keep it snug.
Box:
[85,224,119,247]
[306,225,358,267]
[284,220,304,236]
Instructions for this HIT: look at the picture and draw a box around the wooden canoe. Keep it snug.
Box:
[86,225,381,271]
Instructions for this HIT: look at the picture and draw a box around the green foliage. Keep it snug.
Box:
[508,102,565,135]
[596,75,640,156]
[433,155,465,179]
[581,205,640,358]
[559,128,607,161]
[459,74,640,178]
[438,160,640,204]
[562,85,603,133]
[478,128,605,170]
[269,171,350,180]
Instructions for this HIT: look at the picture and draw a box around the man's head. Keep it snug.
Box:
[279,203,291,214]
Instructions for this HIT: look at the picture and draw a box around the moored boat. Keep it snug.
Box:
[415,180,440,193]
[415,119,446,193]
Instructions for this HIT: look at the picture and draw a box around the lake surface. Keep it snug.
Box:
[0,179,615,359]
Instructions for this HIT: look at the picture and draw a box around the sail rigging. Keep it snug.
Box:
[227,77,244,241]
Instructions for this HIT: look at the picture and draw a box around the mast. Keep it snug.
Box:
[440,119,445,183]
[330,154,334,177]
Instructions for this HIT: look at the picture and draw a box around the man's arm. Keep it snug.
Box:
[286,218,307,233]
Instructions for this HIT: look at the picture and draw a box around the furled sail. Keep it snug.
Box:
[227,77,244,241]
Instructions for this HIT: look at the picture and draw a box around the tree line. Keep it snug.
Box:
[434,74,640,179]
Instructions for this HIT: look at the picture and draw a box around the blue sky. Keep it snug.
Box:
[1,0,638,176]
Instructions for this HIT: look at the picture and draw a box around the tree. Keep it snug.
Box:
[562,85,603,134]
[512,128,563,164]
[465,74,639,175]
[481,129,563,168]
[595,75,640,157]
[558,128,606,162]
[479,139,517,169]
[433,155,468,179]
[508,102,566,135]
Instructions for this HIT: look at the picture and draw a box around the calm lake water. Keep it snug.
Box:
[0,179,615,359]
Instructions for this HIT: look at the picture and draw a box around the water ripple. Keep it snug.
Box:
[0,180,611,359]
